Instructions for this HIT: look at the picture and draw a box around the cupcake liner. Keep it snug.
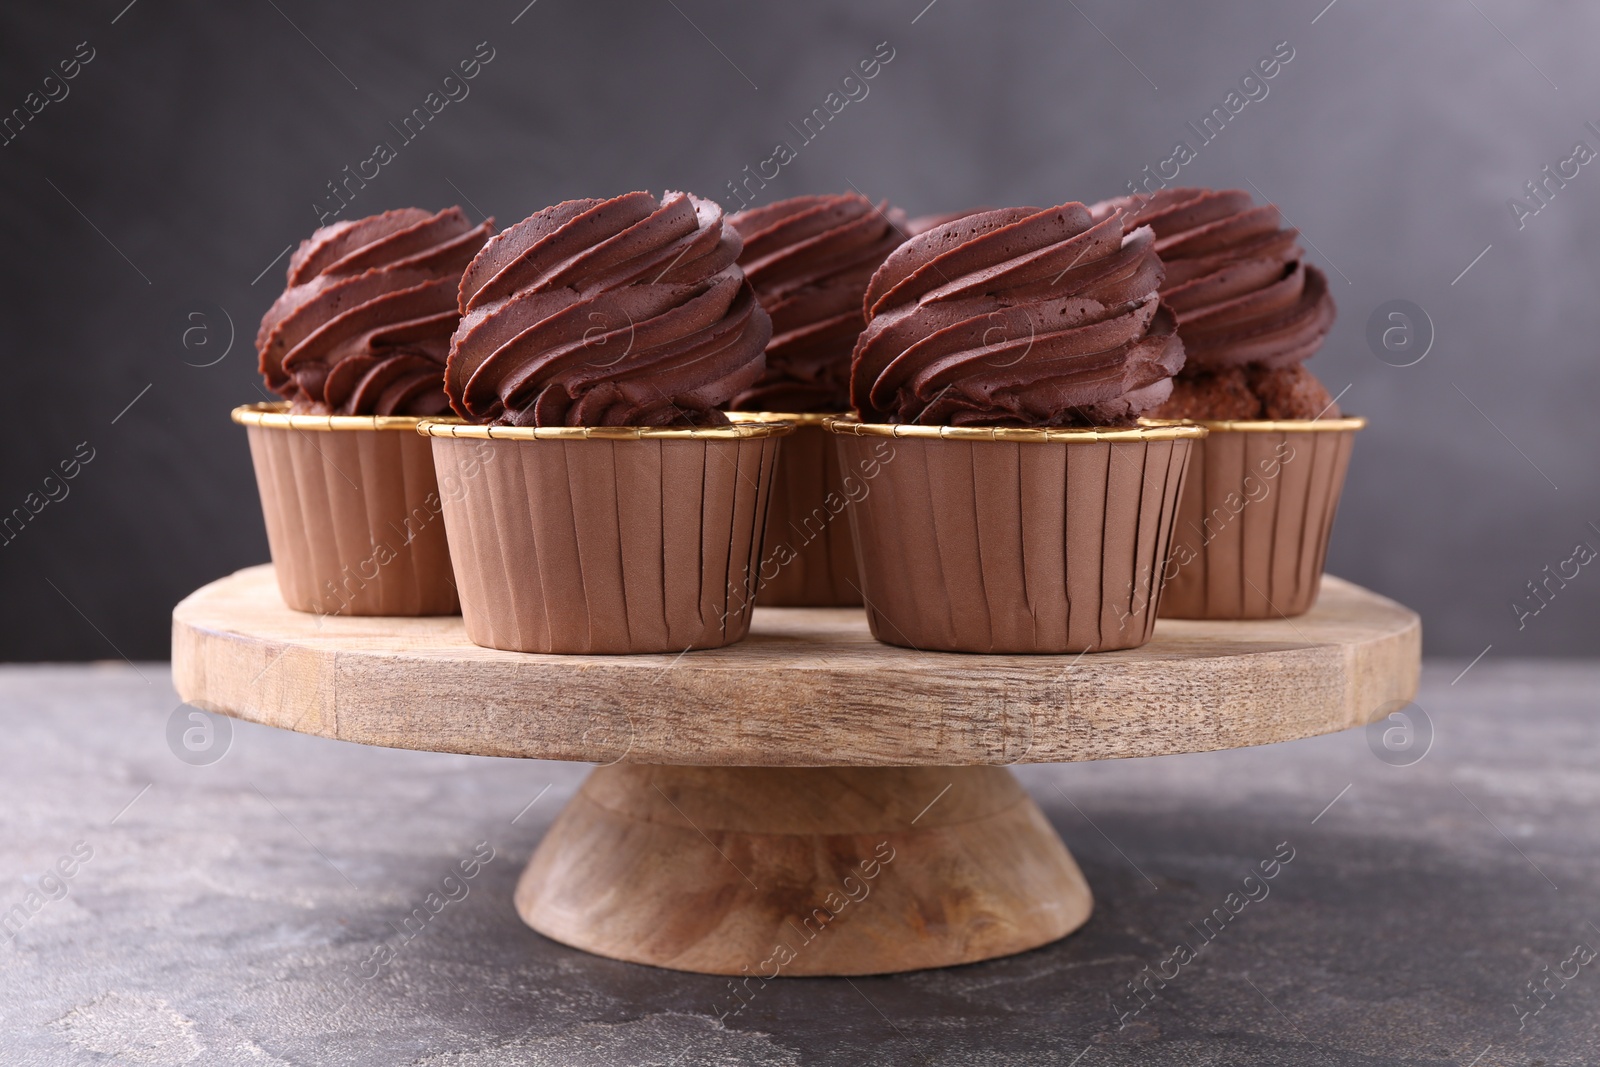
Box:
[423,420,791,655]
[1155,418,1364,620]
[1152,415,1363,617]
[233,403,458,616]
[827,420,1203,654]
[734,414,861,607]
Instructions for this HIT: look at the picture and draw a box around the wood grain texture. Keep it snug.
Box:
[514,764,1092,975]
[171,564,1420,766]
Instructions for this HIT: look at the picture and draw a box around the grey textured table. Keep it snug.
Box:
[1,661,1596,1066]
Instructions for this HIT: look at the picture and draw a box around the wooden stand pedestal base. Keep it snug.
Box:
[173,566,1422,977]
[513,764,1092,976]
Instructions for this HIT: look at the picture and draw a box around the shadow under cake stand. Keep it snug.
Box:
[172,565,1420,977]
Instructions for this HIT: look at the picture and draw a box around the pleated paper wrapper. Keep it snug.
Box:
[832,430,1195,654]
[750,419,862,607]
[239,411,458,617]
[1158,422,1359,620]
[430,434,783,655]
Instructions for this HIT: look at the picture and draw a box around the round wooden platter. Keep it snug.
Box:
[171,565,1420,976]
[174,565,1419,767]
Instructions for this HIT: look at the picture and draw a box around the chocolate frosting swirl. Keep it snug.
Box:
[904,208,986,236]
[1092,188,1335,370]
[850,203,1184,427]
[446,191,771,427]
[729,193,904,413]
[257,207,492,416]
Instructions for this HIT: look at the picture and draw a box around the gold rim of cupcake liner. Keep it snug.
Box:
[727,410,840,427]
[417,414,796,441]
[1138,415,1367,434]
[231,401,434,432]
[824,415,1208,443]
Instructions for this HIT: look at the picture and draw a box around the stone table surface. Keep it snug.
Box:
[1,660,1596,1066]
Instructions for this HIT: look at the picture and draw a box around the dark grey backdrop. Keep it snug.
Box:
[2,0,1595,661]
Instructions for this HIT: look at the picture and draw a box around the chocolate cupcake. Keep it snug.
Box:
[446,190,767,426]
[1094,187,1337,419]
[852,204,1188,426]
[238,206,492,615]
[259,206,493,416]
[727,192,905,606]
[830,203,1204,654]
[425,191,791,654]
[1092,187,1363,619]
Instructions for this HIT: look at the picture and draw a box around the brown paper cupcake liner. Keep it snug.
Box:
[731,413,861,607]
[826,420,1204,654]
[421,419,791,655]
[1151,417,1364,620]
[232,403,459,616]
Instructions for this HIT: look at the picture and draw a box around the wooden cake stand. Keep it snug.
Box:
[172,565,1420,977]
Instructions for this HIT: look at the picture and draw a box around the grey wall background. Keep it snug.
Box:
[1,0,1595,661]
